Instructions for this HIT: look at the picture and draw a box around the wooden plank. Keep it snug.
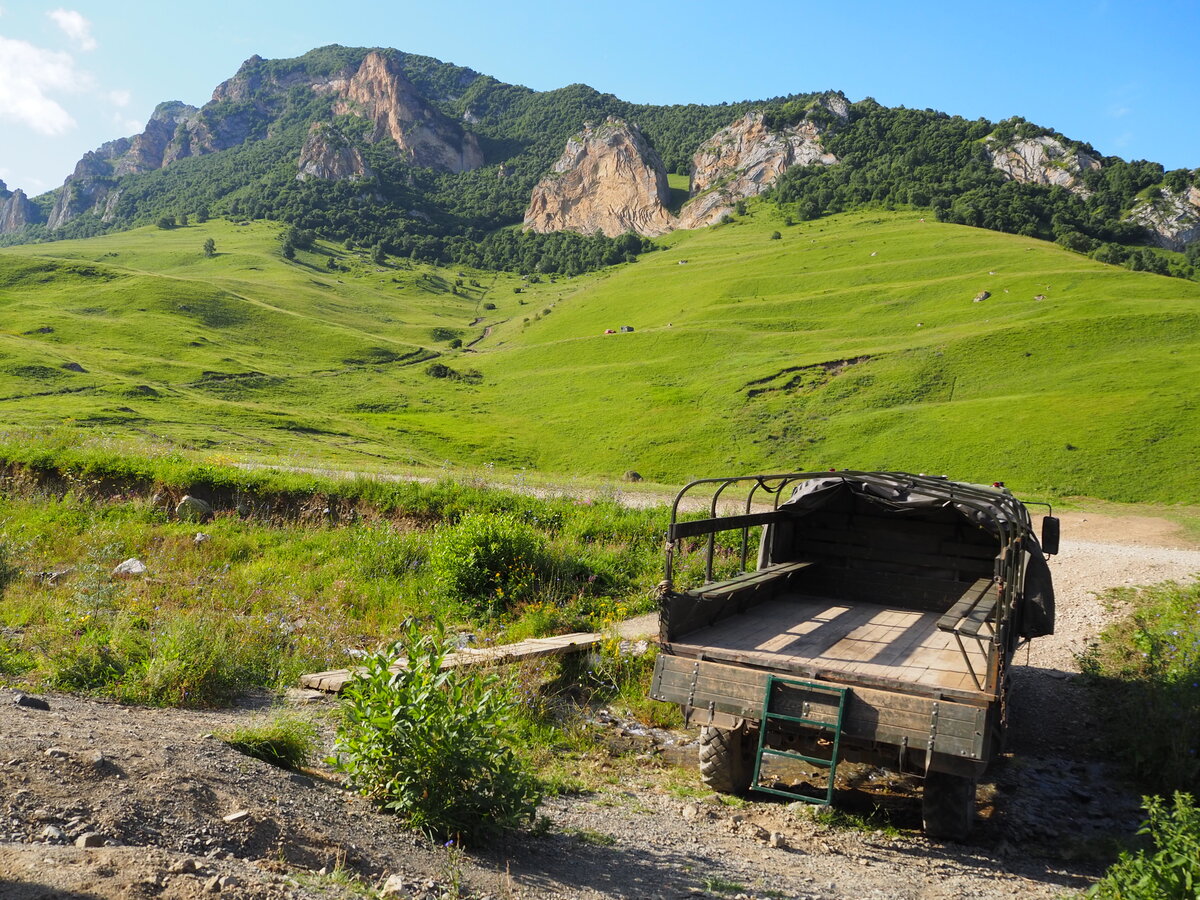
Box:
[937,579,999,635]
[300,632,602,693]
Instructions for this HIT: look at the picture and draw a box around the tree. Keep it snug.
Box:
[282,242,296,260]
[156,215,175,230]
[195,206,209,223]
[178,213,189,226]
[203,238,216,258]
[371,243,386,265]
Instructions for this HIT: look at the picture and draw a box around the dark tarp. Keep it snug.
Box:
[763,475,1055,638]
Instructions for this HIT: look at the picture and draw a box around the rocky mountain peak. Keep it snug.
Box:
[323,50,483,174]
[524,117,674,238]
[0,184,36,235]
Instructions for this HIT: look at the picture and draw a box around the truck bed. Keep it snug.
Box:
[665,591,993,697]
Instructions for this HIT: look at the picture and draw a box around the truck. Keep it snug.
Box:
[649,470,1058,837]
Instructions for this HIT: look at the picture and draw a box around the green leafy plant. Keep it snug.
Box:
[429,513,546,614]
[330,622,541,842]
[1088,793,1200,899]
[219,710,318,769]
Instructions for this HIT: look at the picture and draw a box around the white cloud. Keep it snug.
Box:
[48,9,96,51]
[108,88,131,107]
[0,34,90,135]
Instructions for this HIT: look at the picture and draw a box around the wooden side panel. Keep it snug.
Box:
[652,654,990,762]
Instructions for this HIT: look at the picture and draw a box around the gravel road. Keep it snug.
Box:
[1,511,1197,899]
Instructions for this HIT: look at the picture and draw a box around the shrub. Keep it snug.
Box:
[219,711,317,769]
[770,231,782,240]
[429,513,546,614]
[1088,793,1200,899]
[331,623,541,842]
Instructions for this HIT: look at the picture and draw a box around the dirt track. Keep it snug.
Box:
[2,512,1198,899]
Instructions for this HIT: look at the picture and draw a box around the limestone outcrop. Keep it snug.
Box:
[297,123,373,181]
[986,135,1101,194]
[676,104,843,229]
[0,182,37,234]
[320,51,483,174]
[524,118,674,237]
[1129,185,1200,251]
[525,97,847,238]
[47,102,206,229]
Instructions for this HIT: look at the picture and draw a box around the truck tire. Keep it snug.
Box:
[698,725,755,794]
[922,770,977,839]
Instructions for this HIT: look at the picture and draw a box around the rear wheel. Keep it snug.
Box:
[922,770,977,839]
[698,725,755,794]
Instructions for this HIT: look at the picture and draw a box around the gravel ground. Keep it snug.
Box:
[1,511,1198,899]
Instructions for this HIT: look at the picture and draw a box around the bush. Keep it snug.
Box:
[1088,793,1200,899]
[219,711,317,769]
[331,623,541,842]
[429,513,546,614]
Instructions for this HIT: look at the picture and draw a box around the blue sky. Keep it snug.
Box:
[1,0,1197,197]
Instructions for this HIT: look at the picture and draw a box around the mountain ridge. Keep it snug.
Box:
[1,44,1196,279]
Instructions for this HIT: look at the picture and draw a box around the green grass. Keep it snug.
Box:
[3,208,1200,502]
[1079,579,1200,794]
[218,710,318,768]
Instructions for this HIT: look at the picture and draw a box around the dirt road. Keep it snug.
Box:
[1,513,1198,899]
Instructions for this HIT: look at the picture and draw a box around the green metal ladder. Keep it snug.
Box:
[751,676,848,805]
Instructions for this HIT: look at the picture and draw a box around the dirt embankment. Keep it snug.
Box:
[2,514,1198,899]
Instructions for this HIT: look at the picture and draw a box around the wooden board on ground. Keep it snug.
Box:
[300,632,603,694]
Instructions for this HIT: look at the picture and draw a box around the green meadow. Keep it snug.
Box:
[2,206,1199,503]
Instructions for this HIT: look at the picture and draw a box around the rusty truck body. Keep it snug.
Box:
[650,470,1058,837]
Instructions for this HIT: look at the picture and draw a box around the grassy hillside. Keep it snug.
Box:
[2,209,1198,503]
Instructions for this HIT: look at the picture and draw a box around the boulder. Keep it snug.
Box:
[176,495,213,522]
[112,558,148,576]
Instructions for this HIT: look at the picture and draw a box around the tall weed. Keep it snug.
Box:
[331,622,541,842]
[1088,793,1200,900]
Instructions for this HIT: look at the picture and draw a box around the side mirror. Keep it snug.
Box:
[1041,516,1060,556]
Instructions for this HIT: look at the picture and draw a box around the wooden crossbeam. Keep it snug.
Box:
[300,632,604,694]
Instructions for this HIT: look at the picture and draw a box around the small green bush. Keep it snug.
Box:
[430,512,546,614]
[331,623,541,842]
[219,711,317,769]
[1088,793,1200,899]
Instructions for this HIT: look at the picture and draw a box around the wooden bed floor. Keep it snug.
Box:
[673,593,992,693]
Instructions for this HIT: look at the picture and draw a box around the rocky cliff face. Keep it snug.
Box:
[1129,185,1200,251]
[986,135,1101,194]
[524,118,674,237]
[297,123,373,181]
[320,51,483,174]
[526,97,846,238]
[676,103,843,229]
[41,49,486,231]
[0,182,37,234]
[47,101,205,229]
